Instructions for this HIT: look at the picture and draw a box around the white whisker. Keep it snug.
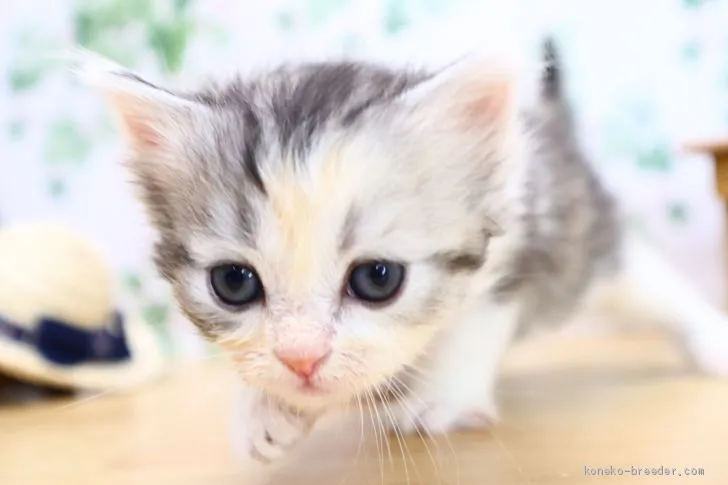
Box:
[352,392,367,471]
[488,425,533,485]
[362,388,385,485]
[380,381,420,485]
[340,391,367,485]
[369,388,393,470]
[388,376,447,484]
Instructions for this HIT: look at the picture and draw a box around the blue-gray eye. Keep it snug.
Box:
[347,261,405,304]
[209,264,263,307]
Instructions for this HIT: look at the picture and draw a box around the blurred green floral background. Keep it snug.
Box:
[1,0,727,356]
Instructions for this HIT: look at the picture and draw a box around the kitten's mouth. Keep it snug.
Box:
[297,380,326,396]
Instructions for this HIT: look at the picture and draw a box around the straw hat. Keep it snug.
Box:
[0,221,166,391]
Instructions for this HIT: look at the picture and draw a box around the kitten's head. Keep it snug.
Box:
[81,53,528,410]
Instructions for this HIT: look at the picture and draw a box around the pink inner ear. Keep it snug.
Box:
[461,79,512,126]
[124,114,162,149]
[108,93,163,150]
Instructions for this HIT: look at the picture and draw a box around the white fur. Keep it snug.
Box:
[375,233,728,439]
[583,235,728,377]
[231,385,315,465]
[387,298,520,434]
[72,48,201,118]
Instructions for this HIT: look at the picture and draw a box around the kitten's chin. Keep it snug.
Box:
[267,383,354,412]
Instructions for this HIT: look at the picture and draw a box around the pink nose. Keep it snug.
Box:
[275,350,330,380]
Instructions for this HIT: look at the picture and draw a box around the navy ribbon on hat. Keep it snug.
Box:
[0,312,132,366]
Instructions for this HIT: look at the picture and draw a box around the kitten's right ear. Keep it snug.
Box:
[73,50,208,154]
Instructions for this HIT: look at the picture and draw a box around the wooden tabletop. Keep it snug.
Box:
[684,139,728,155]
[2,332,728,485]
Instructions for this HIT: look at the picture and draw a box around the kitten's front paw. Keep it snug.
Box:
[232,390,315,465]
[392,399,498,436]
[248,404,313,463]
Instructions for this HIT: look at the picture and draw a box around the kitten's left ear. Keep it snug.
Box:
[396,55,529,232]
[73,49,210,155]
[398,54,522,138]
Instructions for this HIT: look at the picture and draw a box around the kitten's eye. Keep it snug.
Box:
[347,261,405,304]
[209,264,264,307]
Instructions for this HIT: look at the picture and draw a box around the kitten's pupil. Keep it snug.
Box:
[347,261,405,304]
[369,263,390,287]
[224,266,246,288]
[210,264,263,307]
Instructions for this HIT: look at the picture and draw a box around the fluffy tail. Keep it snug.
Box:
[541,36,561,99]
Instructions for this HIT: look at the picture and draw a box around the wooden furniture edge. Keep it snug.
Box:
[683,140,728,155]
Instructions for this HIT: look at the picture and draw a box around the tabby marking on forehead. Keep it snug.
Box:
[193,62,429,172]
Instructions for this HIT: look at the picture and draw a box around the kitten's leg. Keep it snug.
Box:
[586,235,728,376]
[389,300,520,435]
[230,385,316,465]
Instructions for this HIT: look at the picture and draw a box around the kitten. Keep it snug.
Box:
[78,38,728,465]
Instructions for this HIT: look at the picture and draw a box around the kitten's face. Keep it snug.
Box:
[84,57,526,410]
